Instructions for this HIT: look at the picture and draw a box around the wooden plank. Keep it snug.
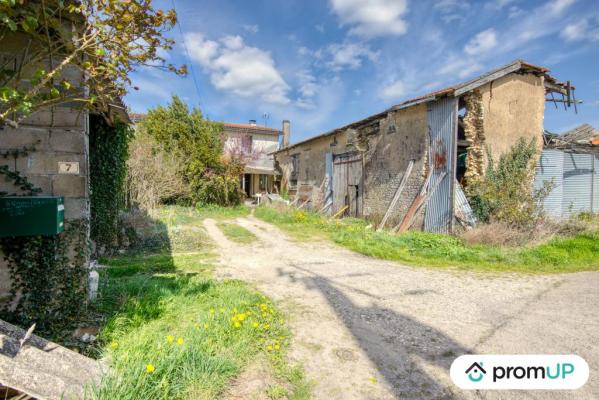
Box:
[377,159,414,230]
[394,172,446,233]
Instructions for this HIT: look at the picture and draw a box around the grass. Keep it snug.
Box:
[254,205,599,273]
[89,206,308,399]
[217,222,258,244]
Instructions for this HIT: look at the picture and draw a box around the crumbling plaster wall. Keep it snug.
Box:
[275,130,348,203]
[463,72,545,182]
[361,104,428,227]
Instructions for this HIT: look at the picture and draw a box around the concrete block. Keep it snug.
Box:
[64,197,89,220]
[25,175,52,195]
[21,109,54,126]
[16,153,86,175]
[50,130,86,153]
[0,126,50,149]
[52,175,87,198]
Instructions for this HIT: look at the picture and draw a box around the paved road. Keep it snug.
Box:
[204,216,599,400]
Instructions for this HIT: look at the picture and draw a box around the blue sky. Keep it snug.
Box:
[126,0,599,143]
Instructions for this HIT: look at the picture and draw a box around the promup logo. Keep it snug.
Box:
[451,355,589,390]
[465,362,486,382]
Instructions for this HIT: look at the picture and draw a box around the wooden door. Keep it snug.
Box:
[332,152,363,217]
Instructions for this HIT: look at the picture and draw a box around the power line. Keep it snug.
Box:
[170,0,203,108]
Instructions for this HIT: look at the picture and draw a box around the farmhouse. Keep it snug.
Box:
[221,120,288,197]
[274,60,576,233]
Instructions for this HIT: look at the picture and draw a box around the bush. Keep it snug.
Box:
[126,126,191,210]
[466,138,551,228]
[195,170,244,207]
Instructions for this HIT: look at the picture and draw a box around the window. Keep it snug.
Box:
[241,135,253,154]
[259,174,268,191]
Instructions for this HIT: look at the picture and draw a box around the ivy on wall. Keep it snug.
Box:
[89,115,132,253]
[0,221,88,336]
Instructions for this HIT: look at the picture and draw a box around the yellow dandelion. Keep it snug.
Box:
[252,322,259,328]
[204,323,209,329]
[177,337,184,345]
[274,344,280,350]
[110,341,119,349]
[194,323,200,329]
[368,376,378,384]
[231,315,238,322]
[266,345,273,351]
[146,364,155,373]
[263,324,270,331]
[234,321,241,329]
[238,313,246,321]
[166,335,174,343]
[209,308,215,314]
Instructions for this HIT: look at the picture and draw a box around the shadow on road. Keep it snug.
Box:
[280,264,470,399]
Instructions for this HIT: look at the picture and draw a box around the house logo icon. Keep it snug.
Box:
[465,362,487,382]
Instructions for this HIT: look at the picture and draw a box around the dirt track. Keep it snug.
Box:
[204,216,599,400]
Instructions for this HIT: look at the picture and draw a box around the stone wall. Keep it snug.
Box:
[361,104,428,227]
[0,85,89,305]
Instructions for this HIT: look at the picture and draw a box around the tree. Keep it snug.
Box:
[0,0,186,126]
[141,95,224,201]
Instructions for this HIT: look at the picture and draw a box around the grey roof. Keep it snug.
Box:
[562,124,599,143]
[275,60,565,153]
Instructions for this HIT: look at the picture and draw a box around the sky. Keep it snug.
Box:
[125,0,599,144]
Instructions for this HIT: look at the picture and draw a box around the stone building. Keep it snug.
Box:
[274,60,573,233]
[222,120,288,197]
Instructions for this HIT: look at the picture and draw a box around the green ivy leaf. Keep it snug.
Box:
[50,87,60,98]
[21,16,38,33]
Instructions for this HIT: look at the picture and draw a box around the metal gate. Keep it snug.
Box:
[424,97,458,233]
[332,152,362,217]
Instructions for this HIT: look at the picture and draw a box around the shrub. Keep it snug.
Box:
[466,138,552,228]
[126,126,191,210]
[195,170,245,207]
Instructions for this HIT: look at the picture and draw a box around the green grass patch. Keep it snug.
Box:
[255,206,599,273]
[90,206,307,399]
[217,222,258,244]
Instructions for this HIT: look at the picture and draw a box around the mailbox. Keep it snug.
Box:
[0,197,65,237]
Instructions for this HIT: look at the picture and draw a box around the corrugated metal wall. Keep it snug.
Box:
[563,152,594,217]
[535,150,598,218]
[534,150,564,218]
[424,97,458,233]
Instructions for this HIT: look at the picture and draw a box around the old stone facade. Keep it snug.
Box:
[274,61,568,231]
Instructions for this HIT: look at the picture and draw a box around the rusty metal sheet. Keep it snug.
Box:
[424,97,458,233]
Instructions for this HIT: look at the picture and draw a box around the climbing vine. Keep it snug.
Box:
[0,220,88,336]
[89,114,132,254]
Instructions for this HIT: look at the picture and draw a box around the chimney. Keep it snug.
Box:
[249,119,257,126]
[282,120,290,148]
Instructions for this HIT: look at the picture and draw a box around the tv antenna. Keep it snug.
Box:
[262,112,270,127]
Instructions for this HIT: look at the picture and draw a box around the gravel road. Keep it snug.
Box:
[204,216,598,400]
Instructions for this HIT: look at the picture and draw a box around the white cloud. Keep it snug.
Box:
[485,0,517,10]
[315,24,325,33]
[380,80,407,100]
[327,42,379,71]
[439,57,483,78]
[464,29,497,55]
[561,19,599,42]
[548,0,576,16]
[242,24,259,34]
[330,0,408,38]
[184,33,290,105]
[297,70,318,98]
[435,0,469,12]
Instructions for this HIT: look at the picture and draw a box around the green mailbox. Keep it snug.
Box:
[0,196,65,237]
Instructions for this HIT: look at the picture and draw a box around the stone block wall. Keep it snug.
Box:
[362,104,428,227]
[0,103,89,305]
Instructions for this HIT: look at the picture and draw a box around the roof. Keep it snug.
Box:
[275,60,566,154]
[562,124,599,143]
[544,124,599,151]
[223,122,281,135]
